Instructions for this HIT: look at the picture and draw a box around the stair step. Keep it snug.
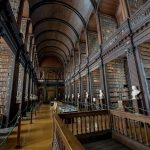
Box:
[84,139,131,150]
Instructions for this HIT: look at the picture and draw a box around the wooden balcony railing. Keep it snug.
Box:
[53,109,150,149]
[53,114,85,150]
[59,110,111,136]
[111,110,150,147]
[130,0,150,32]
[102,20,129,54]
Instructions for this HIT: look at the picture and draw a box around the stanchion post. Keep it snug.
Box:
[30,108,33,124]
[15,115,22,149]
[35,106,36,116]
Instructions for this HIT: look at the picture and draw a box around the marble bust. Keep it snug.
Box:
[99,90,103,100]
[131,85,140,100]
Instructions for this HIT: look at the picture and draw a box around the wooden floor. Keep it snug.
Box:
[1,105,53,150]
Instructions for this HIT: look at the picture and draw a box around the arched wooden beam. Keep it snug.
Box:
[36,39,70,56]
[30,0,86,27]
[38,51,66,65]
[38,46,68,61]
[33,18,79,40]
[35,29,74,48]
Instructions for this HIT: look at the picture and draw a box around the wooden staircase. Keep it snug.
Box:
[84,139,131,150]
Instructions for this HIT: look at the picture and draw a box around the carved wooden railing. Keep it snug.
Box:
[53,114,85,150]
[55,109,150,149]
[81,59,87,69]
[59,110,111,135]
[102,20,129,54]
[130,0,150,32]
[111,110,150,147]
[88,50,100,63]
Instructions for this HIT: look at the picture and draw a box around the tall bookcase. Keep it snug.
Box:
[0,39,14,117]
[106,58,129,108]
[100,14,117,42]
[128,0,147,15]
[81,76,87,101]
[91,69,101,99]
[88,32,99,56]
[139,44,150,95]
[75,80,80,99]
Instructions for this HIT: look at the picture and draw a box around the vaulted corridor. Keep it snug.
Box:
[0,0,150,150]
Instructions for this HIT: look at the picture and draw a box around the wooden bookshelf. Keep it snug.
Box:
[88,32,99,56]
[106,58,129,108]
[139,44,150,94]
[100,14,117,42]
[75,80,80,99]
[91,69,101,99]
[81,76,87,100]
[0,41,14,116]
[128,0,148,15]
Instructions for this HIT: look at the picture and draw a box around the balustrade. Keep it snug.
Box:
[130,1,150,32]
[53,109,150,149]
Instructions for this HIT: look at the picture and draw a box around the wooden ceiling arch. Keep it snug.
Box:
[39,52,66,66]
[35,30,74,49]
[38,46,68,61]
[33,18,79,40]
[29,0,93,63]
[36,39,70,56]
[37,42,69,58]
[30,0,86,27]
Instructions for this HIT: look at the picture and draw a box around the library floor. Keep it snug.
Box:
[2,105,53,150]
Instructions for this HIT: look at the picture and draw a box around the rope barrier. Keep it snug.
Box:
[0,115,20,147]
[0,102,40,148]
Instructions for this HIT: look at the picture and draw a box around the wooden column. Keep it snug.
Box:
[85,30,92,108]
[17,0,25,29]
[95,10,109,109]
[9,50,21,123]
[21,63,27,115]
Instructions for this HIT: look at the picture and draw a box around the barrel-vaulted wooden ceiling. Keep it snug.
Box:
[29,0,94,65]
